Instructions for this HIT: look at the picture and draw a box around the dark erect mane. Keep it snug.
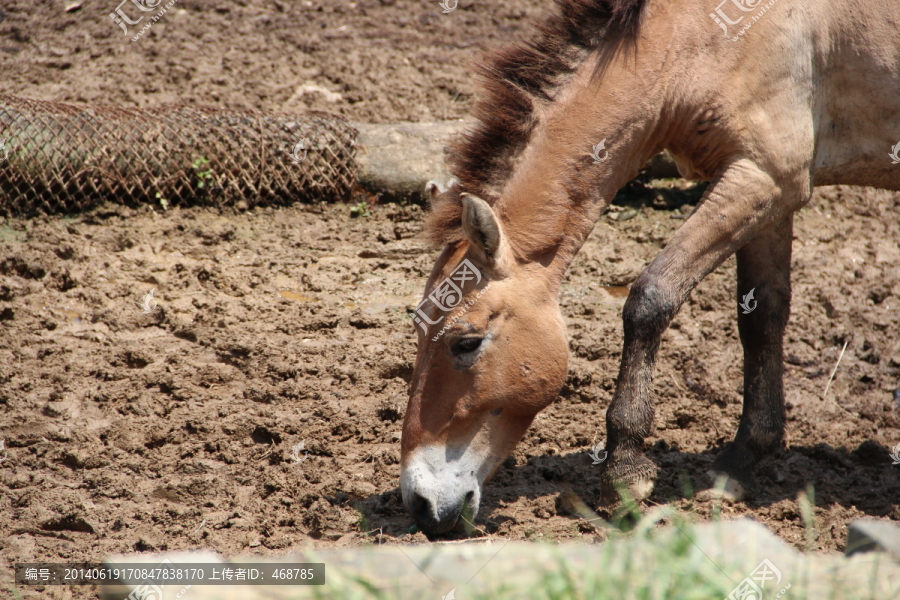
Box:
[427,0,648,247]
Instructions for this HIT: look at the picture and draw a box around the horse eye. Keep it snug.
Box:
[451,337,483,355]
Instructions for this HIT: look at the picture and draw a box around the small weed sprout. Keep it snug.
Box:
[350,201,371,218]
[798,484,818,551]
[192,157,214,189]
[355,507,370,534]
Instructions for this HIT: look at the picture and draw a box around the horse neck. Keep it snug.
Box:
[495,51,673,287]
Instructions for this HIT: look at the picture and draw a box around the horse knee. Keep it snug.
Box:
[622,275,679,342]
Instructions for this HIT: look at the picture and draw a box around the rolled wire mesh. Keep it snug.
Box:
[0,94,358,216]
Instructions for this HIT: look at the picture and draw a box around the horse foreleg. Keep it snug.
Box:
[599,159,801,507]
[709,215,793,499]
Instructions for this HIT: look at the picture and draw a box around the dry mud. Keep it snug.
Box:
[1,0,899,598]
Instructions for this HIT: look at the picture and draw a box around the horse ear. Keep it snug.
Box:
[425,180,442,205]
[425,177,459,206]
[460,193,503,261]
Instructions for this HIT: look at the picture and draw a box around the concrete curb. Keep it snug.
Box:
[97,518,900,600]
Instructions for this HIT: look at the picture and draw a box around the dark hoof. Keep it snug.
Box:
[709,445,762,500]
[703,470,758,501]
[599,454,658,508]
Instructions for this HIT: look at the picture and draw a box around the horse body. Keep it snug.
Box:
[402,0,900,534]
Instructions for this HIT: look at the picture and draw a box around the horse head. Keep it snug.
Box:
[400,190,569,534]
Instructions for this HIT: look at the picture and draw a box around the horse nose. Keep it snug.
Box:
[409,491,469,535]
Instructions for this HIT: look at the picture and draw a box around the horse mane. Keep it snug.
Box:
[426,0,648,248]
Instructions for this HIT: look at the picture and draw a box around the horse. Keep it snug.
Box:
[400,0,900,535]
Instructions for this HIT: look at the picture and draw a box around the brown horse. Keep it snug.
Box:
[401,0,900,534]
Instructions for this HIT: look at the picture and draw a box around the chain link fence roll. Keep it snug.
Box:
[0,94,357,216]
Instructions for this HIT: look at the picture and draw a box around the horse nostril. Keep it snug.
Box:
[410,492,432,525]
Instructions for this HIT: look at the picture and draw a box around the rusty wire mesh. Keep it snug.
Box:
[0,94,358,216]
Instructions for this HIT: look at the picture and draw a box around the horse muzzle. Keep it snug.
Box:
[400,445,483,535]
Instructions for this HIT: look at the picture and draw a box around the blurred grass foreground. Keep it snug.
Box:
[96,514,900,600]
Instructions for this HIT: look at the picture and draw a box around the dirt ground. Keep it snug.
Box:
[1,0,899,598]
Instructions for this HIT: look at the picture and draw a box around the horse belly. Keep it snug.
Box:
[812,3,900,190]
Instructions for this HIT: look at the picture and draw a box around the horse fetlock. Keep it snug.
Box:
[731,421,784,462]
[746,427,784,456]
